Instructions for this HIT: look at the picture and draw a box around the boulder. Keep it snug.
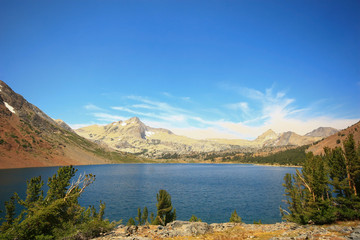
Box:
[165,220,212,237]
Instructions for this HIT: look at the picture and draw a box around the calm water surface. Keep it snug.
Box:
[0,164,298,224]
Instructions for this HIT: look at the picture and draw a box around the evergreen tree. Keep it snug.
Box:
[142,206,148,225]
[343,134,360,196]
[45,166,77,203]
[99,201,106,221]
[135,208,142,225]
[324,147,348,197]
[154,190,176,226]
[150,212,155,225]
[0,195,16,231]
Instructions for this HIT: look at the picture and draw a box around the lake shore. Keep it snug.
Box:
[93,220,360,239]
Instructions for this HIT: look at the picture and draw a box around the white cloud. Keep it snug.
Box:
[84,104,105,111]
[226,102,249,113]
[93,113,127,122]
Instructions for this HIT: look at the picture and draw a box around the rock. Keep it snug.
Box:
[210,222,239,231]
[165,220,212,237]
[347,226,360,239]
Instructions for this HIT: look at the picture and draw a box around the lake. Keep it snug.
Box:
[0,164,298,224]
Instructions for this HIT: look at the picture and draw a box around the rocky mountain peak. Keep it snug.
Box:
[256,129,278,142]
[125,117,145,126]
[305,127,338,138]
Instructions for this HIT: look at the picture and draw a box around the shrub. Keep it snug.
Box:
[189,215,202,222]
[127,218,136,226]
[229,210,242,223]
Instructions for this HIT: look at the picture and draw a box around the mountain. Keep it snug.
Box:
[307,121,360,155]
[76,119,325,157]
[305,127,338,138]
[75,118,239,157]
[273,131,321,146]
[0,80,140,169]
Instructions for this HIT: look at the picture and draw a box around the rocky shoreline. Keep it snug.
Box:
[93,220,360,240]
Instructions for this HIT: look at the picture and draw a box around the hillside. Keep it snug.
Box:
[0,80,142,169]
[307,121,360,155]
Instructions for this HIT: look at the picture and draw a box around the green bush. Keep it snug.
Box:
[229,210,242,223]
[189,215,202,222]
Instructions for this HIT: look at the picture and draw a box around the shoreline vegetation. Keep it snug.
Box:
[1,134,359,239]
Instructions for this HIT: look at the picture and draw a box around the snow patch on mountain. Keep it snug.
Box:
[4,102,15,113]
[145,131,154,138]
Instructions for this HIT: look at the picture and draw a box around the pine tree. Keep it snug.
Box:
[142,207,148,225]
[135,208,142,225]
[0,195,16,231]
[46,166,77,203]
[154,190,176,226]
[150,212,155,225]
[343,134,360,196]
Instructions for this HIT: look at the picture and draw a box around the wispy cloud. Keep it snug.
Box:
[93,113,127,122]
[226,102,249,113]
[84,104,105,111]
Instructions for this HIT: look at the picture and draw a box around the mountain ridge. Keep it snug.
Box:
[0,80,142,169]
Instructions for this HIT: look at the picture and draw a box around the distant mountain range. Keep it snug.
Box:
[0,80,140,169]
[76,117,337,158]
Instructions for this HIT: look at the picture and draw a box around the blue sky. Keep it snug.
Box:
[1,0,359,139]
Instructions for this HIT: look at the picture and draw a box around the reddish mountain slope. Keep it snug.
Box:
[307,121,360,155]
[0,80,139,169]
